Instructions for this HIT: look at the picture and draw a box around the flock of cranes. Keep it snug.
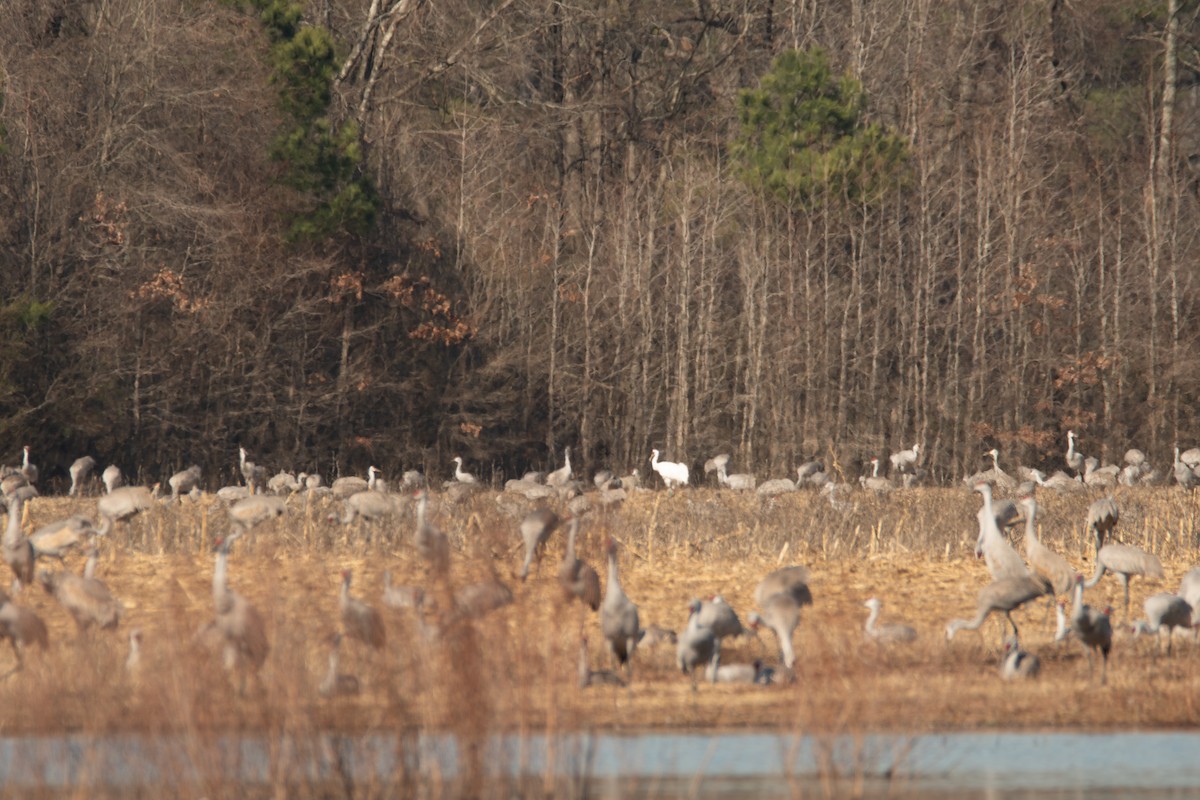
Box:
[0,431,1193,700]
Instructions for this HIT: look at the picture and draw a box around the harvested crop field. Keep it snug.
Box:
[3,485,1200,744]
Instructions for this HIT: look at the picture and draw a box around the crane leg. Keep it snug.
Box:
[1121,576,1131,619]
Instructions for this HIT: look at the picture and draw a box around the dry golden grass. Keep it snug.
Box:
[1,483,1199,755]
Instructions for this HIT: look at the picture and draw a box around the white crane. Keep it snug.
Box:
[649,449,689,490]
[451,456,478,485]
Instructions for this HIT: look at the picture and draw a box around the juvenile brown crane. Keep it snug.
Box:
[38,561,123,634]
[1019,497,1075,597]
[339,569,385,650]
[210,534,269,682]
[557,516,601,611]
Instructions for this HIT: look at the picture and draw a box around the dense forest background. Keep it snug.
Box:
[1,0,1198,488]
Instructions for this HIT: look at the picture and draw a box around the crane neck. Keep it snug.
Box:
[864,604,879,634]
[213,547,230,605]
[3,499,21,546]
[566,519,579,559]
[1022,501,1038,546]
[606,549,622,594]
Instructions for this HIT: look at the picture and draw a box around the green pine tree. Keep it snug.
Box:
[732,49,909,210]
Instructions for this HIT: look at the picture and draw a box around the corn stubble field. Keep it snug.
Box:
[3,485,1200,795]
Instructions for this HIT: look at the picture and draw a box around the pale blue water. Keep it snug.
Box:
[0,730,1196,797]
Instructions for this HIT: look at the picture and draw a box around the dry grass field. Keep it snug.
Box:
[0,484,1198,795]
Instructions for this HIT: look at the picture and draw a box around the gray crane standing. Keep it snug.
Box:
[339,569,385,650]
[1070,575,1113,684]
[2,496,33,592]
[677,600,718,689]
[1130,593,1193,655]
[1019,497,1075,597]
[210,534,269,689]
[945,574,1052,641]
[1084,497,1162,617]
[557,516,600,611]
[518,507,560,581]
[600,537,639,677]
[69,456,96,497]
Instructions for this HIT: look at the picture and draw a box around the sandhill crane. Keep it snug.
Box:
[339,569,385,650]
[1130,593,1193,655]
[1066,431,1085,478]
[890,444,920,475]
[400,470,426,490]
[546,447,573,488]
[600,538,639,676]
[1071,575,1113,684]
[96,485,158,536]
[706,653,774,684]
[216,485,250,503]
[168,465,203,501]
[973,483,1029,581]
[102,465,124,494]
[238,447,268,493]
[228,494,286,538]
[451,578,514,620]
[318,633,360,697]
[518,507,560,581]
[330,472,369,499]
[1174,446,1197,490]
[755,476,796,497]
[210,535,269,684]
[19,446,37,485]
[126,628,142,673]
[945,574,1051,641]
[755,566,814,610]
[748,594,801,669]
[413,490,450,572]
[1119,449,1151,486]
[38,564,123,633]
[703,453,730,480]
[859,458,894,494]
[336,490,403,525]
[862,597,917,643]
[30,515,96,564]
[69,456,96,497]
[1032,469,1086,494]
[1000,637,1041,680]
[2,497,33,592]
[1083,457,1119,488]
[694,596,748,641]
[637,625,678,647]
[381,571,425,611]
[649,449,689,490]
[0,473,30,503]
[577,637,626,688]
[1019,497,1074,597]
[1181,445,1200,471]
[716,463,756,491]
[558,516,600,611]
[677,602,718,688]
[451,456,478,485]
[0,597,48,673]
[1178,567,1200,628]
[981,449,1017,491]
[267,471,299,495]
[1084,498,1161,616]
